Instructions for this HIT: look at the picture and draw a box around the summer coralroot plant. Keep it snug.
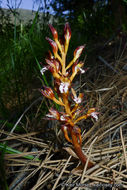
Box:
[40,23,99,168]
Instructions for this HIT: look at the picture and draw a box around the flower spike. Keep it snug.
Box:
[40,23,98,168]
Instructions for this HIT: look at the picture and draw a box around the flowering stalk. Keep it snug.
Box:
[40,23,99,168]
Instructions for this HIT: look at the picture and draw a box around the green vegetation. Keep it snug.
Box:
[0,9,50,119]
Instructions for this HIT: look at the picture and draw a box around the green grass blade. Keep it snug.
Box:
[29,40,49,87]
[0,143,40,161]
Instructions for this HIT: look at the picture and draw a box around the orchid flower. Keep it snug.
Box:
[40,23,99,168]
[46,108,60,120]
[59,82,70,93]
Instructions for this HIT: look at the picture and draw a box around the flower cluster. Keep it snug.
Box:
[40,23,99,167]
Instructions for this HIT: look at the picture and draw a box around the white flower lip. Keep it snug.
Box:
[60,115,66,121]
[73,96,82,104]
[46,114,55,118]
[75,65,86,74]
[59,82,70,93]
[79,67,85,73]
[90,112,99,121]
[40,67,48,75]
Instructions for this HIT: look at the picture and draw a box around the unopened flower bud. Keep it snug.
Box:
[48,24,58,40]
[64,22,71,42]
[45,59,54,68]
[46,37,58,54]
[40,86,54,99]
[74,45,85,61]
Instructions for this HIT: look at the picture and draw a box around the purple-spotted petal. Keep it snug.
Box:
[73,96,82,104]
[59,82,70,93]
[60,115,66,121]
[90,112,99,121]
[59,112,70,122]
[71,88,83,104]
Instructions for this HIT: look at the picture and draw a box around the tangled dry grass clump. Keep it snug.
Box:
[1,33,127,189]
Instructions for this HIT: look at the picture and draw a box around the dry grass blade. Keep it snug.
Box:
[120,127,127,169]
[81,136,98,183]
[31,171,53,190]
[52,156,72,190]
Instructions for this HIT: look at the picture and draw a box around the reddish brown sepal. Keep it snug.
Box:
[48,24,58,40]
[64,22,71,42]
[74,45,85,60]
[46,37,58,54]
[40,86,54,99]
[46,108,60,120]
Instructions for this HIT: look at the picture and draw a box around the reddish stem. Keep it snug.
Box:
[70,129,94,168]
